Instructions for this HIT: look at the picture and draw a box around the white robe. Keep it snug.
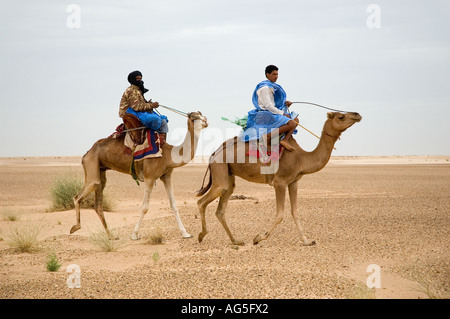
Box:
[256,86,285,115]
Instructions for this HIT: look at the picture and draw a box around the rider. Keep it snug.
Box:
[242,65,298,151]
[119,70,168,144]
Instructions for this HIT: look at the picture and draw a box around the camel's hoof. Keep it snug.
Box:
[253,234,262,245]
[303,240,316,246]
[130,233,140,241]
[198,232,206,243]
[70,225,80,234]
[182,233,193,239]
[232,240,245,246]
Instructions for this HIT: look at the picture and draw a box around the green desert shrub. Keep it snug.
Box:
[50,175,114,211]
[46,253,62,272]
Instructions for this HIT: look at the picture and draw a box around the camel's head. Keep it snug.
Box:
[188,111,208,130]
[327,112,362,133]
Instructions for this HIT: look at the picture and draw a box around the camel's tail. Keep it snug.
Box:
[196,164,212,197]
[196,138,236,197]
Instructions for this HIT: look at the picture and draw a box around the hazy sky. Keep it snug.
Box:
[1,0,449,157]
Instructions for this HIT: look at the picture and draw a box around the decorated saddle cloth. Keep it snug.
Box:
[124,130,162,161]
[246,136,284,164]
[209,136,284,165]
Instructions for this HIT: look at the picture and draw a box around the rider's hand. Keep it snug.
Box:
[152,101,159,108]
[285,101,293,107]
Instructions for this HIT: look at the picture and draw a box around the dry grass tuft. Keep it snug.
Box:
[89,229,126,252]
[1,208,22,221]
[144,228,165,245]
[346,283,376,299]
[50,174,114,212]
[7,224,41,253]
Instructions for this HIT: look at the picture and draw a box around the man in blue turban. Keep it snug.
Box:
[119,70,168,144]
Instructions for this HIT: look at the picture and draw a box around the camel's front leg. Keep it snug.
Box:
[160,173,192,239]
[253,184,286,244]
[131,178,155,240]
[288,181,315,246]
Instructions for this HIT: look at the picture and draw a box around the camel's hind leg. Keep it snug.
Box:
[197,186,222,243]
[71,154,99,234]
[215,175,244,245]
[197,164,230,243]
[93,170,115,239]
[71,156,113,239]
[71,182,95,235]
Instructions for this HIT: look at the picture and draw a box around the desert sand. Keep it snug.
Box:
[0,155,449,299]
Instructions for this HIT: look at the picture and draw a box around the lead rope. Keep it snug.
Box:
[293,120,337,151]
[290,101,348,150]
[158,104,189,117]
[121,104,189,133]
[291,101,349,113]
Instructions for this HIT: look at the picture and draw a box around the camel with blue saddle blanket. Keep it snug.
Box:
[196,112,362,247]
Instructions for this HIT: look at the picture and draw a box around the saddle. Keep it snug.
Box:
[121,113,164,184]
[209,136,284,165]
[122,113,147,145]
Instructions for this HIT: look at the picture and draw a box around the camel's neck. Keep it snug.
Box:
[169,121,201,168]
[301,122,340,174]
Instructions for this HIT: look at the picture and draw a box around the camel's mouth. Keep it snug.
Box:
[191,114,208,128]
[196,112,208,128]
[346,112,362,123]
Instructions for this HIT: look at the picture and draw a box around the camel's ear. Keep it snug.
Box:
[198,111,202,115]
[327,112,335,119]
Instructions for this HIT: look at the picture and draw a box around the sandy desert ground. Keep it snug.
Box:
[0,155,449,299]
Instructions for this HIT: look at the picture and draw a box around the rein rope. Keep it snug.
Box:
[121,104,190,133]
[291,101,350,113]
[122,126,146,133]
[158,104,189,117]
[290,101,351,150]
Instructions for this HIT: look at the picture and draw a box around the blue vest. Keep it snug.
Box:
[252,80,288,114]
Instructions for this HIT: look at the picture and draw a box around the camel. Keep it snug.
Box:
[70,111,208,240]
[196,111,362,246]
